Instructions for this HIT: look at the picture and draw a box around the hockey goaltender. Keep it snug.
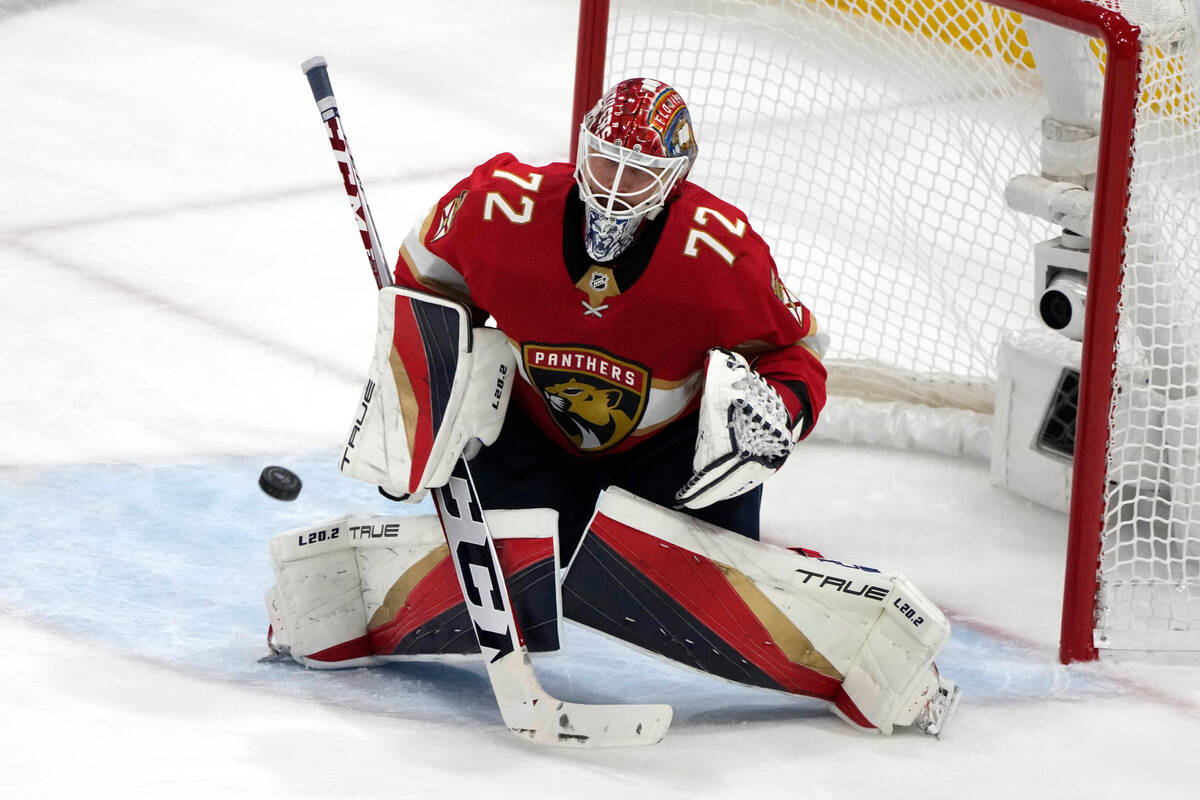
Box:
[264,76,960,744]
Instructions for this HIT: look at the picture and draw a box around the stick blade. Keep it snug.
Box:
[511,700,673,748]
[487,652,672,747]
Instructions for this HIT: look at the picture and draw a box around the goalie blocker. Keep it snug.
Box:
[339,286,515,502]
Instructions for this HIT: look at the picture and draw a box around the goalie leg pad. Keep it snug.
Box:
[831,573,953,734]
[562,488,951,733]
[338,287,515,501]
[266,508,560,668]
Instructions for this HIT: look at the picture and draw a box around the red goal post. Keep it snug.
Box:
[572,0,1200,663]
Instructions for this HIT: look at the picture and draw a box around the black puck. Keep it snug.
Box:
[259,465,302,501]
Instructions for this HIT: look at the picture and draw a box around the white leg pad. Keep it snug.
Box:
[267,515,444,668]
[834,574,950,733]
[583,488,951,733]
[266,508,560,669]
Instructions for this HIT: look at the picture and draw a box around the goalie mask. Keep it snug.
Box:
[575,78,698,261]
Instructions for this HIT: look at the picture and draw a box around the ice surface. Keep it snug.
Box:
[2,1,1198,798]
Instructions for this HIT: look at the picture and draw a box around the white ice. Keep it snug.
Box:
[2,1,1198,798]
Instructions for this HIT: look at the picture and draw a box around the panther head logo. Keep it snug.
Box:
[543,378,635,451]
[524,344,650,453]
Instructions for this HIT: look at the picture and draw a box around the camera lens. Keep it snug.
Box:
[1038,270,1087,341]
[1040,289,1073,330]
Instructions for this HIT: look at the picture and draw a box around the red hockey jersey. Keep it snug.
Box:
[395,153,826,457]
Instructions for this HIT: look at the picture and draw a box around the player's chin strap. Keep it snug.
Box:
[676,348,801,510]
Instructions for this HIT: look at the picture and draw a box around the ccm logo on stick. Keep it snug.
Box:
[437,475,515,663]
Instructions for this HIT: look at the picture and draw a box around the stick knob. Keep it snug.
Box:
[301,56,336,110]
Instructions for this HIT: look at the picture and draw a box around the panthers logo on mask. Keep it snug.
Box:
[523,344,650,452]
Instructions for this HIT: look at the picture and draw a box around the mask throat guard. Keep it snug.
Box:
[582,205,657,262]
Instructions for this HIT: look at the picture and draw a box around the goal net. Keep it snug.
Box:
[574,0,1200,660]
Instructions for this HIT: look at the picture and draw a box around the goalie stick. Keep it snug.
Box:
[300,56,672,747]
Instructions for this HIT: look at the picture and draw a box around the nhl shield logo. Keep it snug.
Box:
[523,343,650,452]
[589,271,609,292]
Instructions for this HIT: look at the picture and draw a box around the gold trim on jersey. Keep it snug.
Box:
[798,341,825,362]
[650,372,701,390]
[398,241,474,307]
[397,242,423,285]
[736,334,826,365]
[623,410,690,440]
[417,204,438,241]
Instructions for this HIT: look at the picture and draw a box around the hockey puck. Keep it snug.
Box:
[258,465,302,501]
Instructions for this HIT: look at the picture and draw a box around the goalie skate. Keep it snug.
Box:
[908,666,961,738]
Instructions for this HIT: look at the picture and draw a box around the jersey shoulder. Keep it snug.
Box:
[664,181,775,275]
[463,153,574,195]
[424,154,573,247]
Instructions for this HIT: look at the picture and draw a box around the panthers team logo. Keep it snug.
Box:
[523,344,650,453]
[647,86,696,160]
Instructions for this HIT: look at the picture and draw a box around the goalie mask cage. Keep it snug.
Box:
[572,0,1200,662]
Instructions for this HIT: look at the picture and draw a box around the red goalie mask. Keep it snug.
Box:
[574,78,699,260]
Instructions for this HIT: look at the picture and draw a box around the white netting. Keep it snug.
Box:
[1098,0,1200,649]
[600,0,1200,650]
[605,0,1054,410]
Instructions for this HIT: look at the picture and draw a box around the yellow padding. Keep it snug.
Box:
[816,0,1034,68]
[817,0,1198,125]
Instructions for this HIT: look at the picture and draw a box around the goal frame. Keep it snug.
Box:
[571,0,1143,664]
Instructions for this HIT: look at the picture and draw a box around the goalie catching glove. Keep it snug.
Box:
[339,287,514,502]
[676,348,801,509]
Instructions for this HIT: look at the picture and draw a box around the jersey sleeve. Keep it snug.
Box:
[754,291,828,440]
[392,153,522,315]
[721,234,828,439]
